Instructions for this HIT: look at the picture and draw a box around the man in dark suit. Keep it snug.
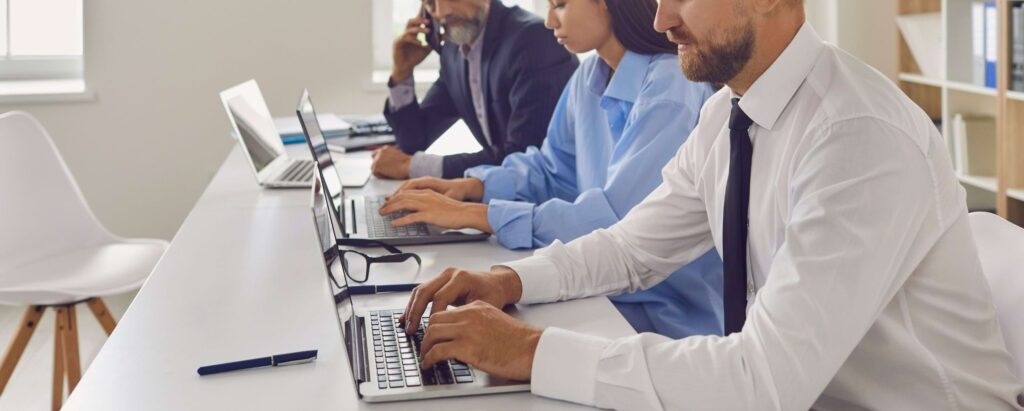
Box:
[372,0,577,180]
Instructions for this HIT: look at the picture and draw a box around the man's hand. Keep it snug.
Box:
[399,266,523,334]
[379,190,492,232]
[391,15,433,83]
[371,146,412,180]
[393,177,485,202]
[419,301,541,382]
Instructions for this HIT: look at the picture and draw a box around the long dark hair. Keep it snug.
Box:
[604,0,676,55]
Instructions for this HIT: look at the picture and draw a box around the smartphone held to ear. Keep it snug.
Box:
[420,9,444,52]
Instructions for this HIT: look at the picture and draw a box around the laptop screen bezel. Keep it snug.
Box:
[219,80,288,176]
[310,176,364,388]
[297,89,348,237]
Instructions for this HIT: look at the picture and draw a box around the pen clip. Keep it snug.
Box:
[271,350,318,366]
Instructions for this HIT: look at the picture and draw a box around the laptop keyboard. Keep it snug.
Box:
[370,310,474,389]
[365,197,430,238]
[280,160,315,182]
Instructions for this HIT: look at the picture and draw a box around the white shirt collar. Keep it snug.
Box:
[732,22,825,131]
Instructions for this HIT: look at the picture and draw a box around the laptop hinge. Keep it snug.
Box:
[353,315,369,383]
[350,199,359,234]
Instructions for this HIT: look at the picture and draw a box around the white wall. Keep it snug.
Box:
[805,0,898,80]
[0,0,391,240]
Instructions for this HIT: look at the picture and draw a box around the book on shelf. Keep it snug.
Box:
[951,114,996,177]
[1012,3,1024,91]
[973,2,987,87]
[984,1,997,89]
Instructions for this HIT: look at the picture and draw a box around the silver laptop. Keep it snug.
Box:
[309,180,530,402]
[298,89,489,246]
[219,79,370,188]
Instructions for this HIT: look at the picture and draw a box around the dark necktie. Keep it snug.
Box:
[723,98,754,335]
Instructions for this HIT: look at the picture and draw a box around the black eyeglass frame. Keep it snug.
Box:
[331,239,422,286]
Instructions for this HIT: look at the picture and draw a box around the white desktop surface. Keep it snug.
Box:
[63,141,636,410]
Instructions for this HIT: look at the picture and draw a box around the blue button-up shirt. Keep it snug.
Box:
[465,52,724,338]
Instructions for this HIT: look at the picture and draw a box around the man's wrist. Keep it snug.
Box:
[493,266,524,305]
[390,70,413,85]
[460,202,493,233]
[462,178,485,202]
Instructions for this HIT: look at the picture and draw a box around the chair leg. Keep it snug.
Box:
[52,307,66,411]
[0,305,45,395]
[86,298,116,336]
[61,305,82,393]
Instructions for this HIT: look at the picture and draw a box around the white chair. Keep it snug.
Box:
[0,111,168,410]
[969,212,1024,381]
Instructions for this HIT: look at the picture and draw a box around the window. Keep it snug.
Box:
[0,0,83,83]
[372,0,548,83]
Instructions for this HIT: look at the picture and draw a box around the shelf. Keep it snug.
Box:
[1009,189,1024,202]
[958,174,998,192]
[898,73,944,88]
[1008,90,1024,102]
[946,81,998,97]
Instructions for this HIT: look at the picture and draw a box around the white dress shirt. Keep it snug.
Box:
[503,23,1024,410]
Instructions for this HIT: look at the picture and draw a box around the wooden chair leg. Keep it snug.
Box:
[86,298,116,336]
[62,305,82,393]
[0,305,45,394]
[52,307,66,411]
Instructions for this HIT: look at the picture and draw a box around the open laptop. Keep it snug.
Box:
[298,89,489,246]
[219,79,370,188]
[309,180,530,402]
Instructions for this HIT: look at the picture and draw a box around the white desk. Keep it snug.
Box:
[63,142,636,410]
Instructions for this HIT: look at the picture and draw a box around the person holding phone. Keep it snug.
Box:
[379,0,723,339]
[374,0,577,180]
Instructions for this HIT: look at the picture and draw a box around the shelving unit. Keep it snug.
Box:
[898,0,1024,226]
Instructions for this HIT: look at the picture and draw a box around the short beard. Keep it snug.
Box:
[443,9,486,46]
[677,22,755,85]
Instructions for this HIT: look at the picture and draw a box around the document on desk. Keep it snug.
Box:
[275,113,351,139]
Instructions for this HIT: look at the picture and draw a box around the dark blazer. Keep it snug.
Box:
[383,1,578,179]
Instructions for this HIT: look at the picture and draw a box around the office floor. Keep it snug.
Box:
[0,292,135,411]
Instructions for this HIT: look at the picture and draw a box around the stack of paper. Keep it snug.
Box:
[952,113,996,177]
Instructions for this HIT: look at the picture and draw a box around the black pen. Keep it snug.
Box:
[197,349,318,376]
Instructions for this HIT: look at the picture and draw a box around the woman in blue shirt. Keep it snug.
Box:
[380,0,723,339]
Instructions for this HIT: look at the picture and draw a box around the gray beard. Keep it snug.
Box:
[445,20,482,46]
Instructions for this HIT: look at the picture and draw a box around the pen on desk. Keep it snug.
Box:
[197,349,318,376]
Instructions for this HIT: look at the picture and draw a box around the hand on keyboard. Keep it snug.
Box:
[390,177,485,202]
[416,300,541,382]
[377,190,493,232]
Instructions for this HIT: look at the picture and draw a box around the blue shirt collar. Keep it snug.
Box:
[591,51,652,105]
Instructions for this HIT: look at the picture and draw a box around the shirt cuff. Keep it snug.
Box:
[409,152,444,178]
[387,75,416,111]
[487,199,535,249]
[498,254,562,304]
[464,165,516,203]
[530,327,611,407]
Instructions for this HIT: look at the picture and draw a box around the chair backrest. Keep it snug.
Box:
[0,111,113,274]
[969,212,1024,379]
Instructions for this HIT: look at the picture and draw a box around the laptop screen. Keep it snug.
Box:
[310,177,360,384]
[219,80,286,173]
[297,89,346,237]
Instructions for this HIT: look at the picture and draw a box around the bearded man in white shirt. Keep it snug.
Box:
[397,0,1024,409]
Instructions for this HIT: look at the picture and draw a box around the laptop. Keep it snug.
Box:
[309,180,531,402]
[298,89,490,246]
[219,79,370,188]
